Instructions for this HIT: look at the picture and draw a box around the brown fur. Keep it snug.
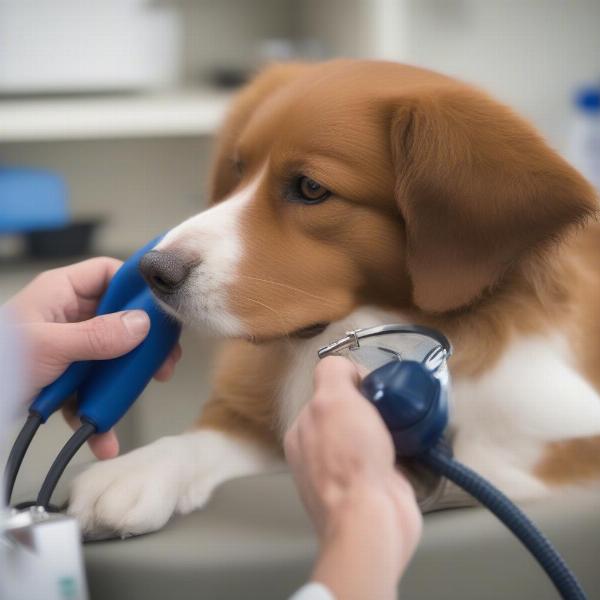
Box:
[198,339,288,452]
[195,60,600,487]
[535,436,600,485]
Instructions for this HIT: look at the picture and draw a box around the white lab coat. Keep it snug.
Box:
[289,582,335,600]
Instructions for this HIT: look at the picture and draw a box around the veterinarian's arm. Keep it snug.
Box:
[285,357,422,600]
[5,257,182,459]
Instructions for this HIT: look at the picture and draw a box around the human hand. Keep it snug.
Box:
[285,357,422,600]
[6,257,182,459]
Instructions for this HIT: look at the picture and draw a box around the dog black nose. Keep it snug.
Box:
[139,250,191,294]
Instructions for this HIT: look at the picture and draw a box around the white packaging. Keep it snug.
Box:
[1,508,89,600]
[0,0,181,94]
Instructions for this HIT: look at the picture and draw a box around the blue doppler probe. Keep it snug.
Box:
[359,360,587,600]
[320,325,587,600]
[3,235,181,507]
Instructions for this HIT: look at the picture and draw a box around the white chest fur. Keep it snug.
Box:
[278,308,600,499]
[277,307,409,432]
[451,334,600,497]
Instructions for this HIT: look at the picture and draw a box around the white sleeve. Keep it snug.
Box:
[0,310,26,446]
[288,582,335,600]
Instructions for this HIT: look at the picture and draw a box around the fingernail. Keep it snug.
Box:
[121,310,150,337]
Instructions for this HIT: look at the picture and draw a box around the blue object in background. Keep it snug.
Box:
[0,167,69,234]
[576,85,600,114]
[568,84,600,192]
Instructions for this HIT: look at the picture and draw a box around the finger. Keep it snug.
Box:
[283,425,301,471]
[152,343,182,382]
[7,257,125,324]
[283,422,299,462]
[87,430,120,460]
[314,356,360,388]
[38,310,150,362]
[153,357,175,382]
[61,403,119,459]
[62,257,123,302]
[313,356,361,400]
[170,342,183,363]
[61,400,81,432]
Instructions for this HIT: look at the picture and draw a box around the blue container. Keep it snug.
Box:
[0,167,69,234]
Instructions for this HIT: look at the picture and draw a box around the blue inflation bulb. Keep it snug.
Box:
[360,360,448,457]
[78,289,180,433]
[29,361,94,423]
[29,234,181,430]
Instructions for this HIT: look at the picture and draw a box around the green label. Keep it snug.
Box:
[58,576,78,599]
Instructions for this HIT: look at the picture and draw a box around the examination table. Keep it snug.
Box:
[45,471,598,600]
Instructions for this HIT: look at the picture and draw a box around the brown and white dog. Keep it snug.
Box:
[68,60,600,537]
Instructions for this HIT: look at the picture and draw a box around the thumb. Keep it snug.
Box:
[45,310,150,362]
[313,356,360,396]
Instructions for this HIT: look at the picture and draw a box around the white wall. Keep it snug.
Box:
[403,0,600,149]
[177,0,296,81]
[299,0,600,149]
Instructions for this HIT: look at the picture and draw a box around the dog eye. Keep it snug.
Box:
[297,176,330,204]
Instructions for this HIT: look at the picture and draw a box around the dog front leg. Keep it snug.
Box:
[68,402,281,538]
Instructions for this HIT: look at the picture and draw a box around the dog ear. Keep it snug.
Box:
[391,86,598,313]
[209,62,312,203]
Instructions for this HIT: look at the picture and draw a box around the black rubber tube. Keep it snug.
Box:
[36,421,96,509]
[3,412,42,505]
[421,447,587,600]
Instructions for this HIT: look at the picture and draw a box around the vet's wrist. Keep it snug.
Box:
[325,476,415,533]
[315,483,408,591]
[341,483,405,534]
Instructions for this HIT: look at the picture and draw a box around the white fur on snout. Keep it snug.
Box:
[155,176,261,336]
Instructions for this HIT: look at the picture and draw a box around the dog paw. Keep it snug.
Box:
[68,430,278,538]
[68,436,195,537]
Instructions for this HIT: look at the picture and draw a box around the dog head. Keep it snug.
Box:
[141,60,597,340]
